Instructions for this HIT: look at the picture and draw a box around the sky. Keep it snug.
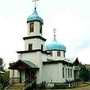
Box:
[0,0,90,67]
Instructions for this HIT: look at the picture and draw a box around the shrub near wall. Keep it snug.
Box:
[52,83,68,89]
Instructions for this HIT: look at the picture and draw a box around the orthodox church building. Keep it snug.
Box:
[9,4,80,86]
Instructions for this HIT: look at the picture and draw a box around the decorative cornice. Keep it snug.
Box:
[23,36,46,41]
[43,60,73,66]
[17,49,49,54]
[46,49,65,51]
[27,20,43,24]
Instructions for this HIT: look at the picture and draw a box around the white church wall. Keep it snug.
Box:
[24,38,45,50]
[36,52,43,84]
[61,51,65,57]
[47,51,65,61]
[68,66,74,81]
[18,52,46,84]
[42,63,74,83]
[41,53,47,62]
[42,63,66,83]
[72,67,74,80]
[62,64,74,82]
[36,52,49,84]
[58,64,66,82]
[47,56,65,61]
[18,52,41,67]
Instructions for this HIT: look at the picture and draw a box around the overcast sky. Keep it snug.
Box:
[0,0,90,67]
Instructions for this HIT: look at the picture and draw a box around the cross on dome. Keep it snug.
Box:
[53,28,56,41]
[27,0,43,24]
[32,0,39,9]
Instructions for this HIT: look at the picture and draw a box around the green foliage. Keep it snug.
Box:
[0,58,4,71]
[0,58,9,89]
[53,84,67,89]
[79,65,89,81]
[0,71,9,89]
[2,71,9,81]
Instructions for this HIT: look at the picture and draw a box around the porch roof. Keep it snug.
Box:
[9,60,39,70]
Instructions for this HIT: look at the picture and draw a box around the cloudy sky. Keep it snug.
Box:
[0,0,90,67]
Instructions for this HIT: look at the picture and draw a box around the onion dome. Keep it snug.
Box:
[46,28,66,52]
[46,40,66,52]
[27,8,43,24]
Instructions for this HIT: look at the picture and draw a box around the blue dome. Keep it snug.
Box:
[46,40,66,52]
[27,8,43,24]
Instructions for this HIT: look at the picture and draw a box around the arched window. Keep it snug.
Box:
[30,23,34,32]
[57,51,61,56]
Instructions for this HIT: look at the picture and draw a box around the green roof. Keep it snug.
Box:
[9,60,39,69]
[22,60,38,69]
[27,8,43,24]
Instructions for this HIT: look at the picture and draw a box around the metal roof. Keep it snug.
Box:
[27,8,43,24]
[9,60,39,69]
[22,60,38,69]
[46,40,66,52]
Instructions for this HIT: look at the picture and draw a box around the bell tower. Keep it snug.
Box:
[27,7,43,37]
[17,0,46,83]
[23,0,46,51]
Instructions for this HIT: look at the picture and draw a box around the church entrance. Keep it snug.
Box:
[9,60,39,84]
[25,69,37,84]
[74,70,79,80]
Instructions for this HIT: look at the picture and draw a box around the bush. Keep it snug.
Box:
[52,83,68,89]
[39,81,46,89]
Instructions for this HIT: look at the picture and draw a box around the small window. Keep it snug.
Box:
[57,51,61,56]
[70,69,72,78]
[50,51,52,56]
[40,24,42,33]
[64,52,65,57]
[62,67,64,78]
[30,23,34,32]
[68,68,69,78]
[41,44,43,51]
[28,44,32,51]
[66,68,67,78]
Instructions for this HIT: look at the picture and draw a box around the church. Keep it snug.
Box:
[9,1,80,88]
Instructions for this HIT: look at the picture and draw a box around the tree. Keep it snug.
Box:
[79,65,89,81]
[0,58,9,89]
[0,58,4,71]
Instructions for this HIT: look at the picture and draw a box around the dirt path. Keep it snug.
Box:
[70,85,90,90]
[43,85,90,90]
